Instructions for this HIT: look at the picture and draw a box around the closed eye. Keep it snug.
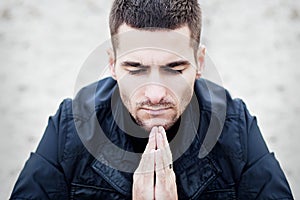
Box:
[121,61,149,75]
[161,60,190,74]
[161,66,184,74]
[127,68,148,75]
[121,60,190,75]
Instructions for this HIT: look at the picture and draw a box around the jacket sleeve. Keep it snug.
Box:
[10,101,69,200]
[237,102,294,199]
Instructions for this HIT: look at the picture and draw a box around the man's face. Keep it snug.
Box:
[109,24,205,132]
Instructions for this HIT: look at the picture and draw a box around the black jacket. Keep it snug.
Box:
[10,78,293,199]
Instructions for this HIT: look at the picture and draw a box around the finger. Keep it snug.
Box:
[157,126,172,167]
[155,149,176,186]
[156,127,164,150]
[155,149,165,174]
[135,149,155,175]
[144,126,158,153]
[155,145,171,172]
[135,127,157,175]
[158,126,169,149]
[133,150,155,200]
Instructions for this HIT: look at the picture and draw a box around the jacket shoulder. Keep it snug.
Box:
[195,79,255,159]
[54,78,117,161]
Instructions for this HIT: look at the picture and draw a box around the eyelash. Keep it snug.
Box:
[128,69,147,75]
[163,67,183,74]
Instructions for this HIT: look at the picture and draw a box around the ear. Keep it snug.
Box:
[107,48,117,80]
[196,44,206,79]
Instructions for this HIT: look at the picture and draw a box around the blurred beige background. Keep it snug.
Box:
[0,0,299,199]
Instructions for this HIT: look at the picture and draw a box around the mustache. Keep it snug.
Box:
[136,100,176,109]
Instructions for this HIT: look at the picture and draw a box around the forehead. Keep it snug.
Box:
[115,24,194,62]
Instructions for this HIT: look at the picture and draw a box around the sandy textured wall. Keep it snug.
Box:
[0,0,299,199]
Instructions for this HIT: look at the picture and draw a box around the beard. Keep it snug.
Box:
[121,94,183,131]
[119,83,193,132]
[134,111,178,131]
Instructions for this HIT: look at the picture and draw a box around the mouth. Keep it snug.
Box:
[139,107,172,116]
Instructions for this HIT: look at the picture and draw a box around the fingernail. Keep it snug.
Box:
[150,127,157,136]
[158,126,164,133]
[152,126,158,132]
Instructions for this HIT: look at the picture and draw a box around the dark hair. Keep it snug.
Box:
[109,0,202,51]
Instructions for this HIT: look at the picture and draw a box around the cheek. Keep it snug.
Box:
[118,84,133,109]
[178,87,193,112]
[181,71,196,98]
[118,84,143,114]
[169,78,194,103]
[172,79,194,113]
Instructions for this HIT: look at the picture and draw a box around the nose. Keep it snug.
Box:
[144,84,167,104]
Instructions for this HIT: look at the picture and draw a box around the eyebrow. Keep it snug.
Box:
[163,60,191,68]
[121,61,149,68]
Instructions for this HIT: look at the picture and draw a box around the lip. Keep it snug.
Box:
[140,107,172,115]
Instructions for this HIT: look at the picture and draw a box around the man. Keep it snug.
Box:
[11,0,293,199]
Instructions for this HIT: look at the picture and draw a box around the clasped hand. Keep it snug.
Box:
[133,126,178,200]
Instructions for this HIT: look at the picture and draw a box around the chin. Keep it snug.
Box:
[138,118,176,132]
